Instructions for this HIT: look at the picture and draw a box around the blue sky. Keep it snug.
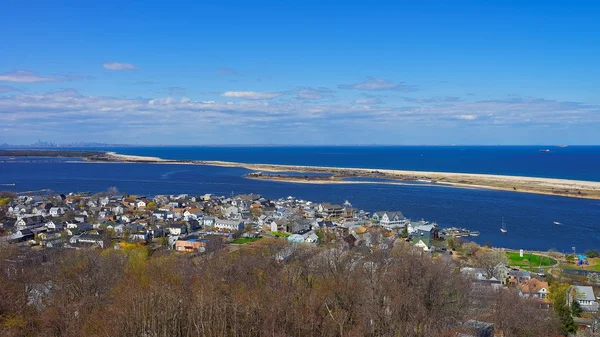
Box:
[1,0,599,145]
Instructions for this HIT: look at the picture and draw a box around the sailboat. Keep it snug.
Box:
[500,217,507,233]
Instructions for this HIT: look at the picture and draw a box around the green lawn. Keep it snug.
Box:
[232,237,262,244]
[270,231,290,238]
[506,252,556,267]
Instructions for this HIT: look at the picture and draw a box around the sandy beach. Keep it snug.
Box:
[97,152,600,200]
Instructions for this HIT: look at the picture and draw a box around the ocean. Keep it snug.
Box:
[1,146,599,252]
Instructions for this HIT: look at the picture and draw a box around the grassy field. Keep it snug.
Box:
[271,231,290,238]
[506,252,556,267]
[232,237,262,244]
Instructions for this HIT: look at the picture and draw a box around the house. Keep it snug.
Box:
[214,219,244,232]
[569,285,598,312]
[317,203,343,218]
[303,231,319,243]
[175,238,206,253]
[14,215,45,230]
[45,221,65,231]
[410,223,438,239]
[508,269,531,285]
[270,220,284,232]
[518,278,549,299]
[77,234,104,248]
[202,216,215,227]
[168,224,187,236]
[412,238,431,252]
[74,215,88,223]
[372,211,406,228]
[135,200,146,209]
[129,231,150,242]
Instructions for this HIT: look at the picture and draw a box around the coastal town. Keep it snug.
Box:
[1,188,599,335]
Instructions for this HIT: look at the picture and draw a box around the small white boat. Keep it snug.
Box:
[539,149,551,153]
[500,217,507,233]
[469,231,480,237]
[554,221,562,225]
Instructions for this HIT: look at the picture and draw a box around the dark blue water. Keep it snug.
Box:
[1,155,599,252]
[101,146,600,181]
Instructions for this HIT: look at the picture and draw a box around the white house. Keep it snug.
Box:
[569,285,599,312]
[214,219,244,232]
[302,231,319,243]
[49,207,64,217]
[372,211,406,228]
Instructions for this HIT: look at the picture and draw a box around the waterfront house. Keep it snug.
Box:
[372,211,406,228]
[568,285,598,312]
[317,203,343,218]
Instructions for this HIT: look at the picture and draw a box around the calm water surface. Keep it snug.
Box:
[2,151,599,252]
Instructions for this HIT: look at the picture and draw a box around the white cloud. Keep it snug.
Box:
[1,90,598,144]
[221,91,282,100]
[339,77,417,92]
[354,98,382,105]
[0,70,61,83]
[103,62,139,71]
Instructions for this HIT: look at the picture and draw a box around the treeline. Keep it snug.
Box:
[0,241,560,337]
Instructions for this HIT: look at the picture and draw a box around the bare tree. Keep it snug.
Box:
[474,249,509,279]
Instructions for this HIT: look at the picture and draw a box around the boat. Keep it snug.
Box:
[500,217,507,233]
[539,149,551,153]
[469,231,480,237]
[554,221,562,225]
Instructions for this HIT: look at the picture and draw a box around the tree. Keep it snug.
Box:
[146,201,156,211]
[550,283,578,336]
[107,186,119,197]
[474,249,508,279]
[571,299,583,317]
[586,250,599,258]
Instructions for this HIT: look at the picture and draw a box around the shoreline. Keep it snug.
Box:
[100,152,600,200]
[3,149,600,200]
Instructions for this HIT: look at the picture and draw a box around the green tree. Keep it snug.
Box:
[401,227,408,238]
[550,283,578,335]
[146,201,157,211]
[585,250,599,258]
[571,299,583,317]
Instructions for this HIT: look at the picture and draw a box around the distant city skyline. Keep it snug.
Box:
[1,1,599,145]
